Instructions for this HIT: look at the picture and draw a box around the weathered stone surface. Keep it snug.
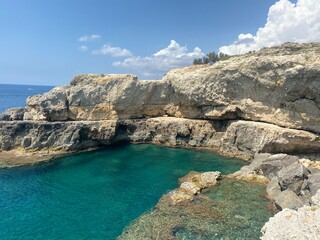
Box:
[262,190,320,240]
[312,190,320,205]
[277,162,309,194]
[275,190,304,210]
[308,172,320,196]
[266,177,281,199]
[0,107,25,121]
[0,120,117,151]
[19,43,320,135]
[168,171,221,205]
[0,43,319,167]
[2,116,319,166]
[255,154,299,178]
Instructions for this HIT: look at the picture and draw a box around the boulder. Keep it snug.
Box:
[277,162,309,194]
[262,190,320,240]
[168,171,222,205]
[266,177,281,199]
[256,154,299,179]
[0,107,25,121]
[308,172,320,196]
[311,190,320,205]
[179,182,200,195]
[275,190,304,210]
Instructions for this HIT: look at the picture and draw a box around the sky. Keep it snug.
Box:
[2,0,319,86]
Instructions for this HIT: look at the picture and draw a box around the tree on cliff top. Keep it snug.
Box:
[193,51,230,65]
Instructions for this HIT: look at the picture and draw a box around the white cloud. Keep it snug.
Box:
[78,34,101,42]
[79,45,88,52]
[219,0,320,55]
[92,44,132,57]
[113,40,204,78]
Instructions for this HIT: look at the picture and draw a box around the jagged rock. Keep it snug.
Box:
[0,120,117,166]
[308,172,320,196]
[168,189,194,205]
[0,107,25,121]
[19,43,320,134]
[179,182,200,195]
[168,171,221,205]
[275,190,304,210]
[230,154,300,184]
[0,43,320,166]
[261,190,320,240]
[266,177,281,199]
[277,162,309,194]
[255,154,299,178]
[311,190,320,205]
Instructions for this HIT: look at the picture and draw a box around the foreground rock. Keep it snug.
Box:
[261,190,320,240]
[231,153,320,210]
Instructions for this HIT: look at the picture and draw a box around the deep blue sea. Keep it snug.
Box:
[0,84,53,113]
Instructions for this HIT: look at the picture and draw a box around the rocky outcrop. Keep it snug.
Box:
[0,107,25,121]
[231,153,320,210]
[168,171,221,204]
[261,190,320,240]
[1,117,320,166]
[0,42,319,167]
[19,43,320,135]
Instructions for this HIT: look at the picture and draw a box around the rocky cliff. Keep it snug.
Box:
[1,42,320,166]
[1,42,320,238]
[21,42,320,134]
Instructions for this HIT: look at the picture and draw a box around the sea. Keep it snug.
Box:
[0,84,53,113]
[0,84,274,239]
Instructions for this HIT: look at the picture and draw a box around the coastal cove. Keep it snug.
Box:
[0,144,275,239]
[1,43,320,239]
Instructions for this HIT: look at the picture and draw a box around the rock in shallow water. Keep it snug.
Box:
[169,171,222,205]
[118,179,274,240]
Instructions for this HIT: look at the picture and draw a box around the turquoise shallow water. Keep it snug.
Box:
[0,144,246,240]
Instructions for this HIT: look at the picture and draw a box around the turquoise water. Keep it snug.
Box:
[0,144,246,240]
[0,84,53,113]
[119,179,274,240]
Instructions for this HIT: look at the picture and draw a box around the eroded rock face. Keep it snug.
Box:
[0,120,117,151]
[2,117,320,166]
[231,153,320,210]
[20,43,320,134]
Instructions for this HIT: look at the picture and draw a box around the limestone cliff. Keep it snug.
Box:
[1,42,320,238]
[21,42,320,134]
[0,42,320,164]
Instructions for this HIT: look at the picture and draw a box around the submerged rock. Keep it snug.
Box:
[118,179,274,240]
[168,171,221,205]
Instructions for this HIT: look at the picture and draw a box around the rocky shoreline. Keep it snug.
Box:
[1,42,320,238]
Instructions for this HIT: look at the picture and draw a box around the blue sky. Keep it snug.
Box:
[2,0,317,86]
